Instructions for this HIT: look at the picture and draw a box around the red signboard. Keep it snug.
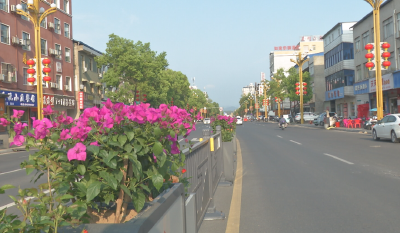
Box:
[43,94,54,107]
[79,92,84,110]
[274,45,300,51]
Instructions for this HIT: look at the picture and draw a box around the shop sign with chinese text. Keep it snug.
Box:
[369,73,393,93]
[1,91,37,107]
[43,94,55,107]
[54,96,76,109]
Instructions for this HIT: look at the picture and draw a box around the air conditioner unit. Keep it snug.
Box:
[12,36,19,45]
[19,39,26,46]
[48,22,54,29]
[26,39,31,46]
[0,74,4,81]
[50,82,57,88]
[65,85,69,90]
[56,50,62,56]
[79,84,84,90]
[10,5,16,13]
[49,48,56,55]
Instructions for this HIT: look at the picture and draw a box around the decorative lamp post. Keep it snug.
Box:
[16,1,57,120]
[248,96,254,115]
[291,52,309,124]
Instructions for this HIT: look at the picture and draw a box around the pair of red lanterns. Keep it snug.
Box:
[295,82,307,95]
[26,58,52,85]
[365,42,391,70]
[274,97,281,103]
[263,98,269,106]
[135,91,147,102]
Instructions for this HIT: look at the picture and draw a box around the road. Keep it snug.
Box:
[236,121,400,233]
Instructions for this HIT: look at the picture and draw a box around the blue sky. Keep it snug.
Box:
[72,0,373,109]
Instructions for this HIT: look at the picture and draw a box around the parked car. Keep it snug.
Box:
[372,114,400,143]
[314,112,336,126]
[236,116,243,125]
[203,118,211,124]
[295,112,317,123]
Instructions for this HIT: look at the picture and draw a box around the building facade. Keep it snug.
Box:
[0,0,75,126]
[73,40,105,118]
[353,0,400,117]
[242,83,255,96]
[322,22,357,118]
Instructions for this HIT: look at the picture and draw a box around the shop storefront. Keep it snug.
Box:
[83,93,95,109]
[354,80,370,118]
[43,94,76,117]
[368,73,395,114]
[1,90,37,129]
[392,70,400,113]
[325,87,356,118]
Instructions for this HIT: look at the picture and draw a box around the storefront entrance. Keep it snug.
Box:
[390,98,398,114]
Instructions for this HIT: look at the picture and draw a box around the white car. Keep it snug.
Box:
[295,112,318,123]
[203,118,211,124]
[236,116,243,125]
[372,114,400,143]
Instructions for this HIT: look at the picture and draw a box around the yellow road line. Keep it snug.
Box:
[225,138,243,233]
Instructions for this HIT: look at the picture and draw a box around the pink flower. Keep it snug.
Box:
[0,118,10,126]
[102,99,114,109]
[90,141,100,146]
[190,109,194,113]
[12,109,24,119]
[43,105,54,115]
[10,135,25,146]
[64,116,73,125]
[59,129,71,141]
[152,154,157,163]
[171,142,180,154]
[67,143,87,161]
[185,138,188,143]
[13,122,28,135]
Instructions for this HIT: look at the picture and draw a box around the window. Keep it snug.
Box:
[22,32,30,50]
[325,70,354,91]
[55,0,60,8]
[41,39,47,55]
[23,68,28,85]
[55,44,62,59]
[362,31,370,47]
[0,23,9,44]
[56,75,62,90]
[1,63,15,82]
[63,0,69,14]
[64,23,70,38]
[354,37,361,53]
[383,17,394,39]
[65,47,71,62]
[54,18,61,34]
[65,76,71,91]
[356,65,361,82]
[0,0,8,12]
[312,45,316,50]
[40,17,47,28]
[89,59,92,71]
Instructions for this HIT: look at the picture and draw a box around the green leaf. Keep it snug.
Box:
[132,190,146,212]
[0,184,15,191]
[159,153,167,167]
[118,135,128,147]
[106,159,117,169]
[121,185,132,198]
[74,182,87,194]
[58,182,70,195]
[86,181,102,202]
[124,144,133,153]
[87,145,100,155]
[152,174,163,191]
[170,130,176,138]
[154,127,162,138]
[25,165,35,175]
[60,194,74,200]
[139,184,151,193]
[51,132,60,142]
[134,144,142,153]
[108,140,122,148]
[126,131,135,141]
[112,170,124,182]
[153,142,163,156]
[8,195,18,202]
[99,171,118,190]
[77,165,86,175]
[99,150,109,159]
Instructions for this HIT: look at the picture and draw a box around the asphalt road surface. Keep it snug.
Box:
[237,121,400,233]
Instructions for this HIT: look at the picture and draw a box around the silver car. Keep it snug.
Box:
[372,114,400,143]
[203,118,211,124]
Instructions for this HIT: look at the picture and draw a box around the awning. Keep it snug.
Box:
[90,81,95,84]
[82,78,88,82]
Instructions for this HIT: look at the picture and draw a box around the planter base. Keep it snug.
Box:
[87,206,138,223]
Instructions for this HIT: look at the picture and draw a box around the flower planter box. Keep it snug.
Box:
[61,183,186,233]
[222,134,237,183]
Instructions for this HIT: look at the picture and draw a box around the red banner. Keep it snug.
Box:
[43,94,54,107]
[79,92,84,110]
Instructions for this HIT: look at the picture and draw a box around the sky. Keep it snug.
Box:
[72,0,373,109]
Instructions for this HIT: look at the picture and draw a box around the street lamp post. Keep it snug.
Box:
[16,0,57,120]
[263,82,270,118]
[248,96,254,116]
[364,0,384,120]
[291,52,309,124]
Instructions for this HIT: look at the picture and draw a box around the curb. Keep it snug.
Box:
[0,147,27,155]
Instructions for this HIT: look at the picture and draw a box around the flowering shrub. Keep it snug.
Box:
[210,115,236,142]
[0,100,196,231]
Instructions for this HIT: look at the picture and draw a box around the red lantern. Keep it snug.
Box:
[303,91,307,95]
[136,90,140,93]
[303,87,307,90]
[27,77,35,83]
[303,82,307,86]
[295,82,300,86]
[382,61,391,67]
[295,87,300,90]
[136,94,140,97]
[365,53,374,59]
[43,76,51,82]
[296,91,300,95]
[27,68,36,74]
[143,94,147,97]
[42,58,51,65]
[366,62,374,68]
[26,59,35,66]
[143,98,147,102]
[382,52,391,58]
[365,44,374,50]
[43,67,51,73]
[382,43,391,49]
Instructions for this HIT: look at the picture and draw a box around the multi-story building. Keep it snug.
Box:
[322,22,357,118]
[353,0,400,116]
[73,40,106,118]
[242,83,255,96]
[0,0,75,126]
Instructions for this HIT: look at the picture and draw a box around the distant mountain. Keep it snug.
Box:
[223,106,239,112]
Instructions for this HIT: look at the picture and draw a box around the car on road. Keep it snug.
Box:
[295,112,317,123]
[203,118,211,124]
[314,112,336,126]
[372,114,400,143]
[236,116,243,125]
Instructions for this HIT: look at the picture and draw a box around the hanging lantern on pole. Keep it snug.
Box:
[381,42,391,69]
[26,59,36,85]
[42,58,51,84]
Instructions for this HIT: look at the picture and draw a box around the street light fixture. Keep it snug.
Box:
[291,51,309,124]
[248,95,254,116]
[16,0,57,120]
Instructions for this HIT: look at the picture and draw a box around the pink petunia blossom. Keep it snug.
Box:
[12,109,24,119]
[43,105,54,115]
[171,142,180,154]
[0,118,10,127]
[90,141,100,146]
[67,143,87,161]
[10,135,25,147]
[59,129,71,141]
[102,99,114,109]
[13,122,28,135]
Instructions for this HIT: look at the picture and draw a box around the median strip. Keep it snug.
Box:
[324,153,354,165]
